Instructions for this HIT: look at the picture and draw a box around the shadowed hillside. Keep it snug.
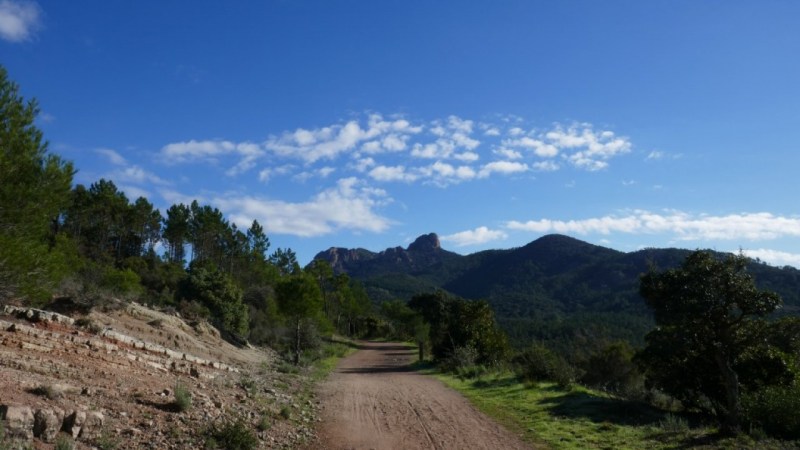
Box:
[314,234,800,347]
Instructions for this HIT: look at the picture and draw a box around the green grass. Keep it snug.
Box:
[431,370,765,449]
[309,336,359,381]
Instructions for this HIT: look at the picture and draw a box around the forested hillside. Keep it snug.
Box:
[314,233,800,348]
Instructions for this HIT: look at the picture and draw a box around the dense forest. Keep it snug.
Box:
[3,65,800,440]
[315,232,800,352]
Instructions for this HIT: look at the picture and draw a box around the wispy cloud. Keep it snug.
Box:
[369,165,419,183]
[215,177,392,237]
[506,211,800,241]
[742,249,800,268]
[442,226,508,247]
[160,139,264,176]
[0,0,41,42]
[267,114,421,163]
[646,150,682,161]
[96,148,127,166]
[156,114,635,187]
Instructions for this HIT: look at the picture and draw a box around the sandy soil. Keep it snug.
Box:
[311,341,533,450]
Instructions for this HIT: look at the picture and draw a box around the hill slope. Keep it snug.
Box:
[313,234,800,347]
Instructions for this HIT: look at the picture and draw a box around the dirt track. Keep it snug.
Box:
[312,341,532,450]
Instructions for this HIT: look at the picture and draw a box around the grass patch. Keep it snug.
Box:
[173,381,192,412]
[309,336,359,381]
[432,370,731,449]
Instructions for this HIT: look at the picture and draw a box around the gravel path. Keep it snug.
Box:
[312,341,533,450]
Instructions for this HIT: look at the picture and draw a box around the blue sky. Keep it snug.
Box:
[3,1,800,266]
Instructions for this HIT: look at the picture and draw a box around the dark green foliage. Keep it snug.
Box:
[206,418,257,450]
[173,381,192,412]
[409,291,510,366]
[514,342,576,389]
[316,234,800,353]
[179,267,249,336]
[0,66,75,302]
[743,384,800,439]
[637,251,784,434]
[580,341,642,395]
[275,274,324,364]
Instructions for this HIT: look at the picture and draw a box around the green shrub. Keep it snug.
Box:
[207,418,257,450]
[55,434,75,450]
[514,342,576,389]
[441,345,478,372]
[743,384,800,439]
[257,415,271,431]
[659,413,689,434]
[279,406,291,420]
[173,381,192,412]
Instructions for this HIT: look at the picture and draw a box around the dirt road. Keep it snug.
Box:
[312,341,533,450]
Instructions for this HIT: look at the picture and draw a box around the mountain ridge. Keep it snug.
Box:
[313,233,800,346]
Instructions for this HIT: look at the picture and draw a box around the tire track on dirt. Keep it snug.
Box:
[310,341,533,450]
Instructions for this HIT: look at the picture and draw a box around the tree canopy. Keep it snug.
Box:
[637,251,786,434]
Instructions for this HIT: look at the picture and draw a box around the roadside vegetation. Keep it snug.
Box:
[384,256,800,447]
[3,62,800,448]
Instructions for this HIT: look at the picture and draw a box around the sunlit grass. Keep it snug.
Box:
[431,370,774,449]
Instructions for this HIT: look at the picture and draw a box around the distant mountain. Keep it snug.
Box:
[312,234,800,348]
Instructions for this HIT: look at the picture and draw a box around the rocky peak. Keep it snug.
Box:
[407,233,441,253]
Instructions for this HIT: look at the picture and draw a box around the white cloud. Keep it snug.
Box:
[415,162,476,185]
[411,140,454,159]
[258,164,294,183]
[96,148,127,166]
[0,0,40,42]
[442,226,508,247]
[454,151,479,162]
[318,166,336,178]
[547,124,631,170]
[267,114,421,163]
[646,150,681,161]
[159,189,201,206]
[117,184,151,201]
[369,165,418,182]
[484,127,501,136]
[110,166,168,186]
[506,211,800,241]
[352,157,376,172]
[532,161,559,171]
[478,161,529,178]
[493,147,523,160]
[503,136,559,158]
[741,249,800,269]
[160,139,264,176]
[508,127,524,136]
[216,177,392,237]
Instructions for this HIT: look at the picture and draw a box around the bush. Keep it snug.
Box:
[173,381,192,412]
[514,342,577,389]
[179,268,249,336]
[55,434,75,450]
[743,384,800,439]
[581,341,643,395]
[207,418,257,450]
[659,413,689,434]
[441,345,478,373]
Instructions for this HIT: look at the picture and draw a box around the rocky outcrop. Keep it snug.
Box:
[313,232,457,276]
[0,301,321,449]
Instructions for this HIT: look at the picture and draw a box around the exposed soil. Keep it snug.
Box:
[309,341,533,450]
[0,301,320,449]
